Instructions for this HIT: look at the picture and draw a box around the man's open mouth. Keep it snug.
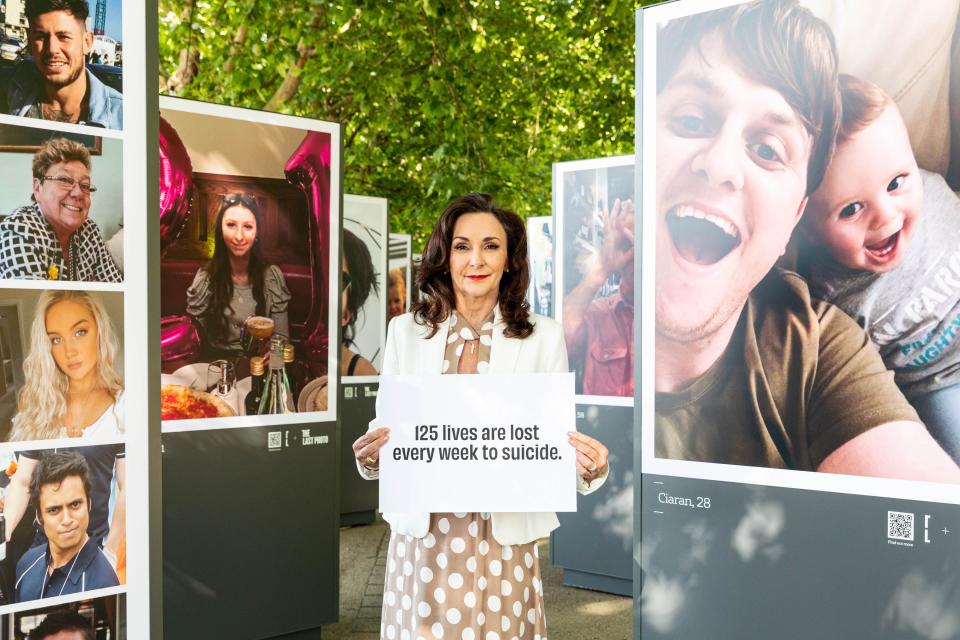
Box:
[665,205,741,266]
[865,230,899,259]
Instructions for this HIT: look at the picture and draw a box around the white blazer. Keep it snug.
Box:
[361,306,608,545]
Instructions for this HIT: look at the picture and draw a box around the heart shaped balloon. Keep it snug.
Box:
[159,116,194,257]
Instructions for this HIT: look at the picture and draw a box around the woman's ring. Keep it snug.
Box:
[589,461,598,472]
[366,456,377,466]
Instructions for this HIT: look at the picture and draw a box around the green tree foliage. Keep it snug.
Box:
[160,1,659,249]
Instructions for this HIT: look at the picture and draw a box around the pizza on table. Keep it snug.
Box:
[161,384,235,420]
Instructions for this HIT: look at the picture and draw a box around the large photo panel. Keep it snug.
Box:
[640,0,960,504]
[158,97,341,431]
[554,156,635,402]
[342,194,387,377]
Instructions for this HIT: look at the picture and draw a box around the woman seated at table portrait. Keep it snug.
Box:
[352,192,610,640]
[9,290,124,441]
[186,194,291,355]
[341,228,379,376]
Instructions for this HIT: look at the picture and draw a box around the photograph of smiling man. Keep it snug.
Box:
[0,0,123,130]
[652,0,960,481]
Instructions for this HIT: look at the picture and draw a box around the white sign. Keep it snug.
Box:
[378,372,577,512]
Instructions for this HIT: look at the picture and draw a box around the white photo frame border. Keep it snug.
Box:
[636,0,960,506]
[158,95,342,430]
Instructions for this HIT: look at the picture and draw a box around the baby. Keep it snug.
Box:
[803,74,960,463]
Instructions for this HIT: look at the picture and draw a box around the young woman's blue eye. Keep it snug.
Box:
[49,336,61,345]
[838,202,863,219]
[887,175,906,192]
[76,328,88,337]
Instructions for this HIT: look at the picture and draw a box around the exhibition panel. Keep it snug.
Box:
[157,96,342,638]
[550,156,635,595]
[637,0,960,637]
[339,194,388,523]
[0,0,153,634]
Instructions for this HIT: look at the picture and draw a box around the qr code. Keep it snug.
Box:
[267,431,282,450]
[887,511,914,541]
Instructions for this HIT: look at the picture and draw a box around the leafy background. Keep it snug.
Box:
[159,1,659,250]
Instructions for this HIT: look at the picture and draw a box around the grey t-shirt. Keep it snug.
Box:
[807,169,960,398]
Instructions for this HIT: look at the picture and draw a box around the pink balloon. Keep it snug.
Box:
[159,117,194,257]
[284,131,332,377]
[160,315,202,373]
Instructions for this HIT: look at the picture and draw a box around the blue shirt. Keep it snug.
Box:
[5,61,123,130]
[15,537,118,602]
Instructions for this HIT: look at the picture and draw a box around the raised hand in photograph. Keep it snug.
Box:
[563,197,635,397]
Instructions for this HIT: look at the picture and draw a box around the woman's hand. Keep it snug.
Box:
[353,427,390,470]
[568,431,609,483]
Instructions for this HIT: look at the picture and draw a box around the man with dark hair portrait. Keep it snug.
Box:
[3,0,122,129]
[14,451,118,602]
[28,610,95,640]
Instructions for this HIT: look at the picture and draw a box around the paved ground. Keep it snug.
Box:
[324,518,631,640]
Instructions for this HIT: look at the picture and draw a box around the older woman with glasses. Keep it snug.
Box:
[0,137,122,282]
[186,193,291,356]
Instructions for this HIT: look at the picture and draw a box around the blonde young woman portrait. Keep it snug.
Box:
[352,193,610,639]
[10,289,124,441]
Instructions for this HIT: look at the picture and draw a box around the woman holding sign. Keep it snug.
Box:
[352,193,609,639]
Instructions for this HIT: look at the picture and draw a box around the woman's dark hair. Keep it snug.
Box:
[413,192,533,339]
[343,228,380,346]
[204,194,268,345]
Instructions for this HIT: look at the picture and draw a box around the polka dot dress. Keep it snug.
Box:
[381,309,548,639]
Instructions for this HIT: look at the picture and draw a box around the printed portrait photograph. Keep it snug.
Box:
[158,98,340,428]
[0,288,123,444]
[0,122,122,283]
[342,195,388,378]
[554,156,635,399]
[10,593,125,638]
[387,233,411,325]
[0,444,125,606]
[645,0,960,490]
[526,216,554,318]
[0,0,124,131]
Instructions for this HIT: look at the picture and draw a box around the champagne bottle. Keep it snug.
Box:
[258,336,294,414]
[282,343,303,406]
[245,356,266,415]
